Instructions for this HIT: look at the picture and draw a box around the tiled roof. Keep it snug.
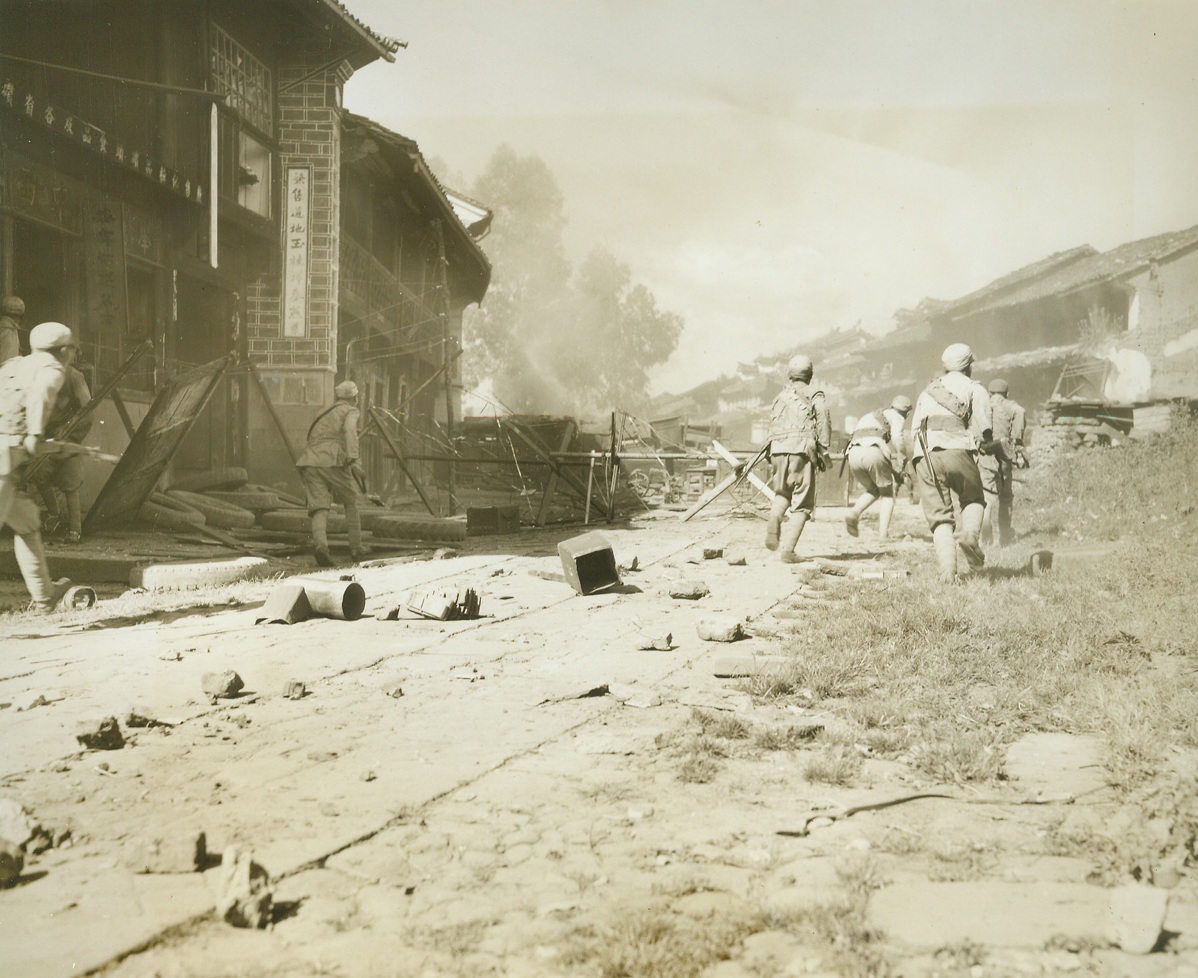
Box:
[319,0,404,61]
[967,225,1198,315]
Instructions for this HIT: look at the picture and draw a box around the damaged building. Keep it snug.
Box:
[0,0,490,515]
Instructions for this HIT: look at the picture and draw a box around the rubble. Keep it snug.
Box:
[724,551,748,566]
[283,681,307,700]
[697,619,747,643]
[669,580,710,600]
[128,830,207,874]
[0,799,41,851]
[214,847,273,928]
[636,631,673,651]
[125,709,171,729]
[75,717,125,750]
[254,585,312,625]
[702,547,724,559]
[0,839,23,884]
[607,683,663,708]
[1107,883,1169,954]
[403,588,482,621]
[202,671,245,701]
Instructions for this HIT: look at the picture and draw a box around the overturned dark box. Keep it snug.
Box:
[467,505,521,536]
[557,532,621,595]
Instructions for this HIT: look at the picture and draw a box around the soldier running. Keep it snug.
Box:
[0,322,80,612]
[844,393,912,540]
[910,343,992,581]
[763,354,830,564]
[978,378,1026,546]
[296,380,365,567]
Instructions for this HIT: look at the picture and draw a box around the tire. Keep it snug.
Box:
[168,467,249,493]
[243,483,307,508]
[371,517,467,543]
[130,555,271,590]
[202,490,283,512]
[165,489,257,529]
[148,490,204,515]
[259,509,345,534]
[138,499,206,531]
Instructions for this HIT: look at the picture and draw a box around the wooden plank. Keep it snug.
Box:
[367,406,438,517]
[535,420,577,526]
[503,419,591,503]
[109,388,138,440]
[680,443,769,523]
[711,440,774,501]
[247,360,300,465]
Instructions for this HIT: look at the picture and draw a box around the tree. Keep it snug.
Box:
[464,145,682,415]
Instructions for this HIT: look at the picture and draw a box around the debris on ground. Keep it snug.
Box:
[283,681,307,700]
[254,585,311,625]
[124,709,172,729]
[702,547,724,560]
[0,839,23,884]
[669,580,710,600]
[636,631,673,651]
[75,717,125,750]
[697,618,747,642]
[128,830,207,874]
[202,671,245,701]
[401,587,482,621]
[724,551,748,566]
[215,847,273,928]
[17,693,52,712]
[1107,883,1169,954]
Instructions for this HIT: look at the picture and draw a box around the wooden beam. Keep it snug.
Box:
[246,361,299,465]
[535,420,577,526]
[367,406,438,517]
[680,443,769,523]
[711,440,774,501]
[501,419,591,502]
[110,388,138,440]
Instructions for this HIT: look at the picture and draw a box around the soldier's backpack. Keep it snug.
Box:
[0,354,31,437]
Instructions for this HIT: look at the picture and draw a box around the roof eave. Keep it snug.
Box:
[314,0,402,65]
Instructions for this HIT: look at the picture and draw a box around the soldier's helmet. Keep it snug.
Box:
[2,296,25,316]
[787,354,813,380]
[988,379,1009,395]
[891,394,913,413]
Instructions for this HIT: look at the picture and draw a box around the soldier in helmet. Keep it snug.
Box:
[1,295,25,364]
[978,378,1026,546]
[844,393,912,540]
[296,380,366,566]
[910,343,992,581]
[763,354,830,563]
[0,322,79,612]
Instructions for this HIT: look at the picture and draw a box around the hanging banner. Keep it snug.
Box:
[282,166,310,337]
[83,198,128,336]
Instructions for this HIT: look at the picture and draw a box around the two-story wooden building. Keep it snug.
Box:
[1,1,489,503]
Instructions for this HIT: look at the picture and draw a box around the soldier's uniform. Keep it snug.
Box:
[0,295,25,365]
[764,354,830,563]
[31,364,92,542]
[296,380,364,566]
[844,394,911,540]
[978,379,1026,546]
[0,322,77,612]
[910,343,992,580]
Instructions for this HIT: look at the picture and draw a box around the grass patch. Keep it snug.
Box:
[564,906,760,978]
[804,743,863,785]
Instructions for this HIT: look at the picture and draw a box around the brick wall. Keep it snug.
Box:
[242,50,353,487]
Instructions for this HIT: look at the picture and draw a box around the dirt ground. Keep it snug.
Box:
[2,496,1196,978]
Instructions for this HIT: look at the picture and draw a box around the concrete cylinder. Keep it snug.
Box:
[292,578,366,620]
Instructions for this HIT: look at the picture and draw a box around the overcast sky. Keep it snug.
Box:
[343,1,1198,395]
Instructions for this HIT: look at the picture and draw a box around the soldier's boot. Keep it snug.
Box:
[845,492,874,538]
[345,499,366,564]
[998,496,1015,546]
[877,495,896,540]
[14,530,57,611]
[778,512,808,564]
[311,510,333,567]
[958,503,986,572]
[65,490,83,543]
[932,523,959,582]
[764,496,788,550]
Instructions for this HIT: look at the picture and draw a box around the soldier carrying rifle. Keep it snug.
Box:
[0,322,84,613]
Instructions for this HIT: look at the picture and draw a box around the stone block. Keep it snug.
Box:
[75,717,124,751]
[698,619,747,643]
[202,671,244,701]
[712,653,790,678]
[670,580,710,600]
[128,830,206,874]
[215,846,273,928]
[1107,883,1169,954]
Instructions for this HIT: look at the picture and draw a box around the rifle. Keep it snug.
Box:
[4,439,122,476]
[838,447,849,479]
[349,463,384,507]
[915,419,941,492]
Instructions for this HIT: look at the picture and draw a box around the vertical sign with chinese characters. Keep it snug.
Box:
[84,198,128,336]
[282,167,310,337]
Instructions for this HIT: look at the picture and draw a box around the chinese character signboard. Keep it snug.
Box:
[84,198,128,335]
[283,167,310,337]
